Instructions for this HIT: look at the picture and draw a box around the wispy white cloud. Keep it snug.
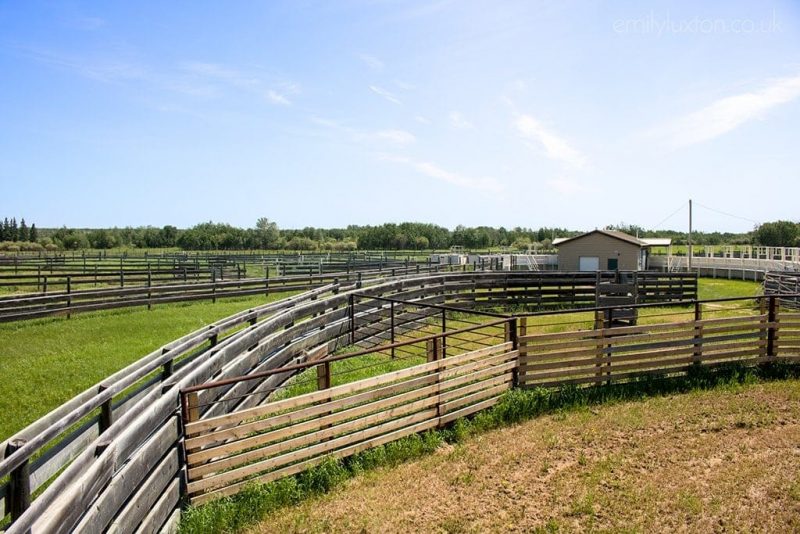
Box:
[382,155,503,193]
[167,82,220,99]
[514,113,586,169]
[649,75,800,148]
[369,85,401,104]
[449,111,473,129]
[547,176,593,196]
[375,129,416,145]
[181,61,260,89]
[359,53,384,70]
[24,49,302,109]
[266,90,291,106]
[182,61,300,104]
[312,117,415,147]
[310,116,342,129]
[394,80,416,91]
[415,115,431,125]
[21,47,147,83]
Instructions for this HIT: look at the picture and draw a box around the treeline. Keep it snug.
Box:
[608,221,800,248]
[19,220,580,251]
[0,217,38,242]
[4,218,799,252]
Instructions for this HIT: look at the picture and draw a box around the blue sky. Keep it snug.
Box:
[1,1,799,232]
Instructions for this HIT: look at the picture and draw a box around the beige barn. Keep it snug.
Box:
[554,230,657,271]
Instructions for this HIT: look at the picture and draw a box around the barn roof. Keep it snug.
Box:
[640,237,672,246]
[553,229,649,247]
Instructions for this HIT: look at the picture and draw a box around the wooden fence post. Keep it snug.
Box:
[348,294,355,345]
[517,317,527,387]
[316,361,331,390]
[693,301,703,362]
[441,309,447,360]
[185,392,199,424]
[509,318,519,387]
[66,275,72,319]
[163,357,174,381]
[147,268,152,311]
[390,301,396,359]
[595,310,605,381]
[767,296,779,358]
[92,385,114,437]
[5,439,31,521]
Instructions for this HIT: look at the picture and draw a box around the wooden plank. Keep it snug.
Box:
[72,415,179,533]
[28,441,117,534]
[439,380,512,414]
[105,447,181,534]
[132,477,180,534]
[191,417,441,505]
[189,396,440,479]
[521,348,766,384]
[188,408,438,495]
[186,373,439,448]
[189,357,515,461]
[186,342,512,434]
[519,314,765,344]
[520,322,769,356]
[521,355,774,389]
[439,395,503,426]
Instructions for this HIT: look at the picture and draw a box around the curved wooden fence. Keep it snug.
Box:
[0,270,696,323]
[0,264,451,322]
[0,271,756,533]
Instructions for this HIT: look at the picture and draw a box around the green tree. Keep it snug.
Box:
[18,218,29,241]
[255,218,280,249]
[29,223,38,243]
[754,220,799,247]
[88,229,116,249]
[159,225,178,247]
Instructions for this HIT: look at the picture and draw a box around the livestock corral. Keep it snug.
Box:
[1,259,799,533]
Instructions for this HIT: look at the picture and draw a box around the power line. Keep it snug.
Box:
[693,201,760,226]
[651,202,686,230]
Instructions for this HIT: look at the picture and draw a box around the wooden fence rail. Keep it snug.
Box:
[1,271,790,533]
[182,341,518,504]
[0,270,697,323]
[518,308,800,389]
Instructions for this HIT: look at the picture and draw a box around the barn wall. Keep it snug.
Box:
[557,234,642,271]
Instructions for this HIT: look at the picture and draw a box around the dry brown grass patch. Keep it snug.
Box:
[250,381,800,533]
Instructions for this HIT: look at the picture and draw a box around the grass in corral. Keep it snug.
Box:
[697,278,760,300]
[178,364,800,534]
[0,279,761,440]
[0,292,298,440]
[271,317,503,402]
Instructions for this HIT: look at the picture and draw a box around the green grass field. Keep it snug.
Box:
[0,278,761,441]
[0,292,297,440]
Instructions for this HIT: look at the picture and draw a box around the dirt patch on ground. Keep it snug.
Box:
[250,381,800,533]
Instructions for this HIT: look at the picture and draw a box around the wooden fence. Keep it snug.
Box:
[177,295,800,506]
[764,271,800,309]
[0,270,696,323]
[518,306,800,389]
[2,269,793,532]
[0,283,343,533]
[182,340,518,504]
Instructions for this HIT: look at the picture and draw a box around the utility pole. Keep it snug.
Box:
[688,199,693,272]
